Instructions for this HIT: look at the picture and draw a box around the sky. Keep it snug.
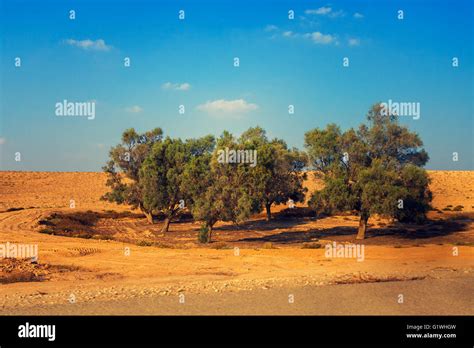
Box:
[0,0,473,171]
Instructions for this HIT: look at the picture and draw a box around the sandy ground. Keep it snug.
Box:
[0,170,473,315]
[5,275,472,315]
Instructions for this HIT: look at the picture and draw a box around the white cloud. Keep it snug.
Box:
[283,31,294,38]
[354,12,364,19]
[197,99,258,115]
[305,32,336,45]
[306,7,332,15]
[265,25,278,32]
[125,105,143,113]
[306,6,345,18]
[162,82,191,91]
[348,38,361,46]
[65,39,112,51]
[0,137,6,145]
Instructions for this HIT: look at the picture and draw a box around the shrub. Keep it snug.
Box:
[198,225,210,243]
[301,242,322,249]
[262,242,276,249]
[136,240,153,247]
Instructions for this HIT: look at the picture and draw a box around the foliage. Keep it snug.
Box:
[305,103,432,239]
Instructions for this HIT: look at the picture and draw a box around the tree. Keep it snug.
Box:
[238,127,307,221]
[394,164,432,223]
[139,137,190,233]
[183,131,258,243]
[102,128,163,223]
[305,103,431,239]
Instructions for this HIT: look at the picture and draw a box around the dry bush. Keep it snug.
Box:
[301,242,322,249]
[262,242,277,249]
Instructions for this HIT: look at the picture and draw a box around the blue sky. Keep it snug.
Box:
[0,0,472,171]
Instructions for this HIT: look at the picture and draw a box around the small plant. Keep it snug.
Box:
[262,242,276,249]
[302,242,322,249]
[198,225,210,244]
[136,240,153,247]
[452,205,464,211]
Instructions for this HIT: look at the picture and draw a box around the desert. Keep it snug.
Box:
[0,170,472,315]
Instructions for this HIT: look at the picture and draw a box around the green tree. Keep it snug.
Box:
[238,127,307,221]
[183,131,257,243]
[306,104,431,239]
[102,128,163,223]
[139,137,190,233]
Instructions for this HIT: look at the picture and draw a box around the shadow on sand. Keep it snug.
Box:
[236,216,472,245]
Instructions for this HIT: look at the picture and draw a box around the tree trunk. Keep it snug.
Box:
[265,203,272,221]
[356,213,369,240]
[139,204,155,224]
[144,211,154,224]
[161,217,171,233]
[207,223,213,243]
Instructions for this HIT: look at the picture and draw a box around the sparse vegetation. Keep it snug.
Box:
[301,242,322,249]
[136,240,154,247]
[262,242,276,249]
[198,225,210,243]
[0,259,82,284]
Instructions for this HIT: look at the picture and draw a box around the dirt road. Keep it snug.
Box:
[3,275,472,315]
